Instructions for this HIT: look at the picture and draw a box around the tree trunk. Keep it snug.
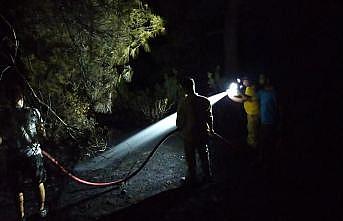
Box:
[224,0,239,76]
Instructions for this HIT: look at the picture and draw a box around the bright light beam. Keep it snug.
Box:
[75,91,228,171]
[209,92,228,105]
[226,82,239,98]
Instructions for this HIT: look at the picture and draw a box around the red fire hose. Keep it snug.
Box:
[42,129,177,187]
[42,129,231,187]
[42,150,125,186]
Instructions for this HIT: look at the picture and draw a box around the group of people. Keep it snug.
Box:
[0,75,278,220]
[0,78,213,220]
[176,75,279,186]
[229,74,279,161]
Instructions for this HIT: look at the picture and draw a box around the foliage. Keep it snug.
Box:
[114,72,181,123]
[1,0,165,151]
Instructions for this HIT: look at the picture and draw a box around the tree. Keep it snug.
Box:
[0,0,165,152]
[224,0,239,76]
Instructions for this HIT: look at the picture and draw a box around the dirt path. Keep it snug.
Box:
[0,94,248,221]
[50,133,187,221]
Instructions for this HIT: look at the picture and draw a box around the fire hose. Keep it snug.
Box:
[42,130,231,187]
[42,129,178,187]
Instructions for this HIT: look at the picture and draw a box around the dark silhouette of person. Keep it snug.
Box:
[257,74,280,163]
[0,86,48,221]
[176,78,214,184]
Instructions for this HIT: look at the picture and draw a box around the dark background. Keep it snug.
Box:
[135,0,340,87]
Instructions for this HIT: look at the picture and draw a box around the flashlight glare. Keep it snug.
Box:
[227,82,239,97]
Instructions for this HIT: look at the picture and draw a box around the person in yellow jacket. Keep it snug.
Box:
[229,77,259,148]
[176,78,214,184]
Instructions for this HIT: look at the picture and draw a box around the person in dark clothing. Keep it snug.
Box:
[176,78,214,184]
[257,74,280,163]
[0,86,48,221]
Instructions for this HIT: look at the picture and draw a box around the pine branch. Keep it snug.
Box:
[1,14,81,141]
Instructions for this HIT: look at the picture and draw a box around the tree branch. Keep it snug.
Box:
[1,14,81,141]
[0,14,19,65]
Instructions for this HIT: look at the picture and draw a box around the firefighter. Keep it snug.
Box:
[176,78,214,185]
[0,86,48,221]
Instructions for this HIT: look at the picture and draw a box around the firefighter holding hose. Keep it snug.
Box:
[176,78,214,185]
